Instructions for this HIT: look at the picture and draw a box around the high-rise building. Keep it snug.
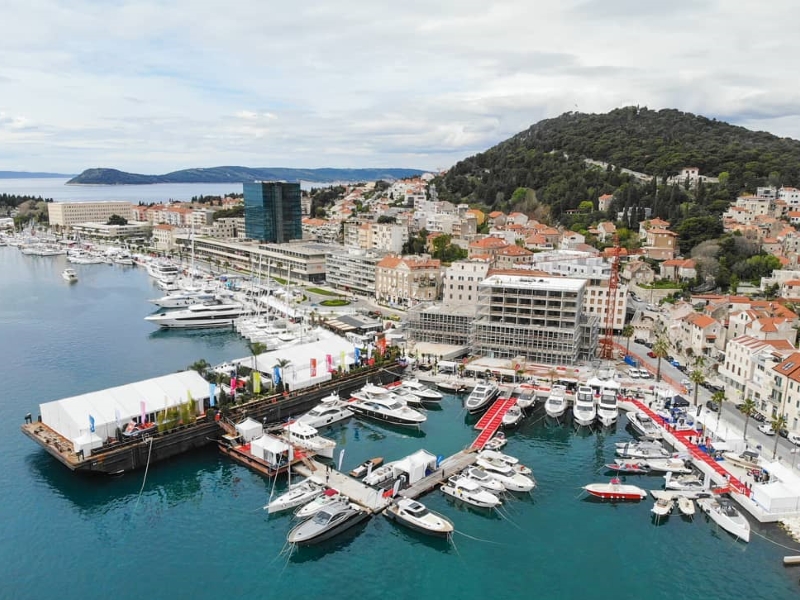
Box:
[243,182,302,243]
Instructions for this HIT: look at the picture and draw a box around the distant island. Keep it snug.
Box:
[67,166,427,185]
[0,171,75,179]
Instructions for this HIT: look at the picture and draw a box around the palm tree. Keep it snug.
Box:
[711,390,725,427]
[653,337,669,382]
[772,414,788,459]
[248,341,266,372]
[621,324,634,356]
[274,358,292,391]
[188,359,210,377]
[689,368,705,407]
[741,398,757,439]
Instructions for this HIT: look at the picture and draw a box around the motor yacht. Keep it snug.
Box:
[282,421,336,459]
[514,385,537,410]
[651,497,674,518]
[615,441,670,460]
[646,457,692,474]
[597,391,619,427]
[349,457,383,479]
[464,383,500,415]
[296,393,354,429]
[572,385,596,426]
[697,497,750,542]
[383,498,454,538]
[287,501,370,545]
[626,411,663,439]
[363,461,399,486]
[144,300,247,328]
[397,379,443,402]
[477,450,532,475]
[664,473,706,492]
[349,393,427,428]
[459,466,506,494]
[501,402,524,428]
[583,478,647,501]
[265,479,324,514]
[146,260,180,283]
[440,477,502,508]
[148,289,220,309]
[544,385,568,419]
[61,268,78,283]
[437,377,469,394]
[477,462,535,492]
[294,489,347,519]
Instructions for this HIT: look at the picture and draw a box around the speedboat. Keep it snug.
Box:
[606,460,650,474]
[282,421,336,459]
[572,385,596,426]
[477,450,532,475]
[144,299,247,329]
[398,379,443,402]
[664,473,706,492]
[464,383,500,414]
[697,497,750,542]
[437,377,468,394]
[477,462,535,492]
[61,268,78,283]
[441,477,502,508]
[615,441,670,460]
[363,461,398,486]
[287,501,370,545]
[544,385,568,419]
[294,488,347,519]
[393,388,424,407]
[645,457,692,474]
[296,393,354,429]
[349,457,384,479]
[721,450,761,469]
[502,402,524,428]
[459,466,506,494]
[514,385,537,410]
[383,498,454,538]
[677,496,696,517]
[625,411,663,439]
[349,394,427,428]
[483,431,508,451]
[583,478,647,501]
[651,497,674,517]
[265,479,324,514]
[597,391,619,427]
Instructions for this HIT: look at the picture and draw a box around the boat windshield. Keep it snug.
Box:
[386,402,404,410]
[312,510,334,525]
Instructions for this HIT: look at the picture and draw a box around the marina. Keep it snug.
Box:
[2,244,800,599]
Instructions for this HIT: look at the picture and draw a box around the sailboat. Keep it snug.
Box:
[264,425,324,514]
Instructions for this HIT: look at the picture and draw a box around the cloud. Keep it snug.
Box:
[0,0,800,173]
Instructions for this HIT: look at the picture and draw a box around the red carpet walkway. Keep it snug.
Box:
[471,397,517,450]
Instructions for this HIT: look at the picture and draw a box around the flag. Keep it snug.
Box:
[89,415,95,433]
[337,448,346,471]
[252,371,261,394]
[354,347,361,364]
[310,358,317,378]
[273,365,281,384]
[340,350,346,369]
[230,377,237,393]
[114,409,121,431]
[140,400,146,424]
[376,334,386,355]
[367,345,373,359]
[326,354,333,372]
[209,382,216,407]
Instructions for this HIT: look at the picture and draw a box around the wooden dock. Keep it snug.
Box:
[398,450,477,499]
[293,458,393,514]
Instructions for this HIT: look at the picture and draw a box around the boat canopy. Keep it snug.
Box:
[236,417,263,442]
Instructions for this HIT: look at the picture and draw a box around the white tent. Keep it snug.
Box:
[235,417,263,442]
[40,370,211,444]
[250,434,290,467]
[392,449,438,485]
[73,432,103,455]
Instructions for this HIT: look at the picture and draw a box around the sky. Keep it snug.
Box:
[2,0,800,174]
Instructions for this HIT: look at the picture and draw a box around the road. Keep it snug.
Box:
[628,340,800,468]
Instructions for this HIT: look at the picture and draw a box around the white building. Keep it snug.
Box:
[718,335,795,397]
[326,247,383,297]
[442,259,492,309]
[48,201,133,228]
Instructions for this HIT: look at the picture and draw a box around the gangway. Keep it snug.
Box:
[471,397,517,450]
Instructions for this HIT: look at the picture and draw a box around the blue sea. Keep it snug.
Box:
[1,246,799,600]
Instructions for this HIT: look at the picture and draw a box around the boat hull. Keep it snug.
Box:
[384,505,454,538]
[288,509,370,545]
[349,406,424,428]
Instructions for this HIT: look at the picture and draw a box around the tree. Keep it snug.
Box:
[578,200,594,213]
[772,414,788,459]
[107,214,128,226]
[741,398,756,439]
[689,356,706,407]
[711,390,725,427]
[188,359,210,377]
[377,215,396,224]
[249,341,266,374]
[621,324,634,356]
[274,358,292,392]
[653,337,669,382]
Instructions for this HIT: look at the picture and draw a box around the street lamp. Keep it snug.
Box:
[792,448,798,470]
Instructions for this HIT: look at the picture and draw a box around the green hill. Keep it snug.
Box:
[436,106,800,221]
[67,166,426,185]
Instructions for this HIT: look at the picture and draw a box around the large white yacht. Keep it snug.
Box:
[597,390,619,427]
[544,384,568,419]
[464,382,500,415]
[572,385,596,426]
[296,393,354,429]
[148,288,224,309]
[348,389,427,428]
[144,300,247,328]
[282,421,336,459]
[146,260,180,283]
[397,379,443,402]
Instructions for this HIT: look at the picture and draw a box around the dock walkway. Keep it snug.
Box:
[472,397,516,450]
[293,459,393,514]
[399,450,477,499]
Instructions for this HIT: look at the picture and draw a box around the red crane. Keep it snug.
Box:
[599,235,622,360]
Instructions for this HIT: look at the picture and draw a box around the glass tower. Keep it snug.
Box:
[243,182,302,242]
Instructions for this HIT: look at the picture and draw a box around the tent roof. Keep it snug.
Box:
[251,434,289,454]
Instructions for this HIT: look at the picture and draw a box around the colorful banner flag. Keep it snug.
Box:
[252,371,261,394]
[310,358,317,377]
[140,400,146,424]
[89,415,95,433]
[367,345,373,359]
[354,347,361,364]
[376,334,387,355]
[326,354,333,372]
[273,365,282,384]
[209,382,216,407]
[340,350,346,369]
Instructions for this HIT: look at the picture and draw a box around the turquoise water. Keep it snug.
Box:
[1,246,799,600]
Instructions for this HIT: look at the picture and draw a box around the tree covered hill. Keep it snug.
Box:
[67,166,426,185]
[436,106,800,218]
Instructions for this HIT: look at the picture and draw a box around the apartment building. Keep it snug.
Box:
[48,201,133,228]
[326,247,383,297]
[718,335,794,396]
[375,255,442,307]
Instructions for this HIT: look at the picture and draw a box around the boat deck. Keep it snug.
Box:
[471,397,517,450]
[293,459,393,514]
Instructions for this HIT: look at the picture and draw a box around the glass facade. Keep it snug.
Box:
[243,182,302,243]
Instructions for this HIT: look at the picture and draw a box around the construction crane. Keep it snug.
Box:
[599,235,622,361]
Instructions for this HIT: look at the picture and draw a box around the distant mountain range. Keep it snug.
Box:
[0,171,75,179]
[67,166,427,185]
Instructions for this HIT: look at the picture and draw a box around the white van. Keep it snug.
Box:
[788,431,800,447]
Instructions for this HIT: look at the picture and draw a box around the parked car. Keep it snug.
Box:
[779,427,789,439]
[681,378,691,388]
[639,370,652,379]
[705,400,720,412]
[752,412,767,423]
[647,351,657,358]
[665,396,690,409]
[676,365,688,373]
[643,341,653,349]
[788,431,800,446]
[758,423,775,436]
[634,338,647,345]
